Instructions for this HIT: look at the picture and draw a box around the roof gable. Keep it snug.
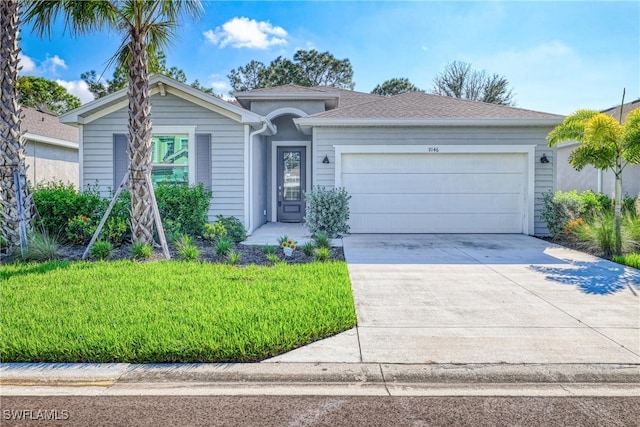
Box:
[59,74,264,126]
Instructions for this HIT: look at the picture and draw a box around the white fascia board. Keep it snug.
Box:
[295,117,563,129]
[25,132,79,150]
[234,92,340,101]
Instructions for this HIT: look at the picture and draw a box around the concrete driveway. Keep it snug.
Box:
[267,234,639,365]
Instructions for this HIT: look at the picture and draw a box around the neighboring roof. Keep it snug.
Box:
[314,86,383,108]
[295,91,564,132]
[59,74,267,129]
[601,98,640,122]
[21,106,79,148]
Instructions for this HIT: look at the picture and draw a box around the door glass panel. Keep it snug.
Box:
[283,151,301,201]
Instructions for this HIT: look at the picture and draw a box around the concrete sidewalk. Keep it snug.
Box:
[267,234,640,365]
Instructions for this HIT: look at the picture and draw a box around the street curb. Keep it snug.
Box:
[2,362,639,386]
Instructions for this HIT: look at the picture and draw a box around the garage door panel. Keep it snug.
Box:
[340,151,527,234]
[349,213,523,234]
[343,173,524,194]
[350,193,523,215]
[342,153,524,174]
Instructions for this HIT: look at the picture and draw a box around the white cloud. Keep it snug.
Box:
[19,53,36,73]
[204,17,287,49]
[56,79,95,104]
[41,55,67,74]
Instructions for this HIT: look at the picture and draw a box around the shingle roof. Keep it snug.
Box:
[601,98,640,122]
[308,91,564,120]
[234,85,383,110]
[235,84,330,95]
[314,86,383,108]
[21,106,79,143]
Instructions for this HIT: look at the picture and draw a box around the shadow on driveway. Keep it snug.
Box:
[529,261,640,295]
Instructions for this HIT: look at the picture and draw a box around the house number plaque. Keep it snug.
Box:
[428,147,440,153]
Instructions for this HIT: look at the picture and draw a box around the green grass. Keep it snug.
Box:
[613,253,640,269]
[0,260,356,363]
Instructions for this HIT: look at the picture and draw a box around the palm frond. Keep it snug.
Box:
[569,144,616,171]
[546,109,598,146]
[23,0,119,39]
[584,113,622,149]
[623,108,640,164]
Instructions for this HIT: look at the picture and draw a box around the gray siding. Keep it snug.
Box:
[313,126,555,236]
[82,92,245,222]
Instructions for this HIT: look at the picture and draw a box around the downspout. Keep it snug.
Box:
[247,120,275,235]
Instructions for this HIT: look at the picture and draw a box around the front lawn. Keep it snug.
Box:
[0,260,356,363]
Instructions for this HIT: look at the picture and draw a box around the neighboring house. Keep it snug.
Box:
[556,99,640,197]
[59,75,563,236]
[22,106,79,187]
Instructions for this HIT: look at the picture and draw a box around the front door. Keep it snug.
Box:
[277,146,306,222]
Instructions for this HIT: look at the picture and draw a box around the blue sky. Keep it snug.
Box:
[18,1,639,115]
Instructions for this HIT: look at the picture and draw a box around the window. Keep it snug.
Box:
[151,134,189,185]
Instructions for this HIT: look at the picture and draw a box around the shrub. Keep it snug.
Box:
[132,242,152,260]
[313,231,331,249]
[304,186,351,238]
[66,214,96,246]
[613,253,640,269]
[266,253,280,264]
[155,183,212,237]
[203,222,227,241]
[541,191,585,238]
[214,215,246,243]
[215,237,232,256]
[90,240,112,260]
[573,213,626,257]
[102,216,128,247]
[262,245,275,255]
[301,241,316,256]
[313,247,332,262]
[23,230,60,261]
[227,251,242,265]
[175,235,201,261]
[32,181,103,238]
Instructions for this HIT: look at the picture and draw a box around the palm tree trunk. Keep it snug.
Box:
[127,28,155,244]
[0,0,31,254]
[613,156,623,256]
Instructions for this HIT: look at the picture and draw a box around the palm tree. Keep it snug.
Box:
[24,0,203,245]
[547,101,640,255]
[1,0,31,255]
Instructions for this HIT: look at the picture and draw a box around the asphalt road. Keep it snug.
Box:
[2,396,639,427]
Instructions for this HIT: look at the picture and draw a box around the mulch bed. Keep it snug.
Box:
[59,238,344,266]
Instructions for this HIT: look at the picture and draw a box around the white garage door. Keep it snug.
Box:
[342,152,526,233]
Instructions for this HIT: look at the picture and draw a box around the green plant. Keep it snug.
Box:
[262,245,275,255]
[304,186,351,238]
[32,181,103,238]
[214,215,246,243]
[227,250,242,265]
[215,237,232,256]
[540,191,585,238]
[203,222,227,241]
[613,253,640,269]
[175,235,201,261]
[302,241,316,256]
[266,253,280,264]
[90,240,112,260]
[103,216,128,247]
[132,242,152,260]
[23,230,60,261]
[313,247,332,262]
[313,231,331,249]
[66,214,96,246]
[155,183,212,237]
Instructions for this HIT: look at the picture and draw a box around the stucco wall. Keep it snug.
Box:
[25,140,79,187]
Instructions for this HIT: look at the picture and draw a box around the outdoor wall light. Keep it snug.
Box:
[322,155,330,164]
[540,154,550,164]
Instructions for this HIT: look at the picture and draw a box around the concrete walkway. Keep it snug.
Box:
[267,234,640,365]
[243,222,342,247]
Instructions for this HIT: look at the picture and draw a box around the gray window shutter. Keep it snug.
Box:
[113,134,128,188]
[195,133,211,189]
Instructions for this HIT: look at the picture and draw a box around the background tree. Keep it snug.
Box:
[25,0,203,246]
[547,96,640,255]
[371,77,422,97]
[1,0,32,254]
[432,60,515,106]
[17,76,81,114]
[228,49,355,92]
[81,50,212,99]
